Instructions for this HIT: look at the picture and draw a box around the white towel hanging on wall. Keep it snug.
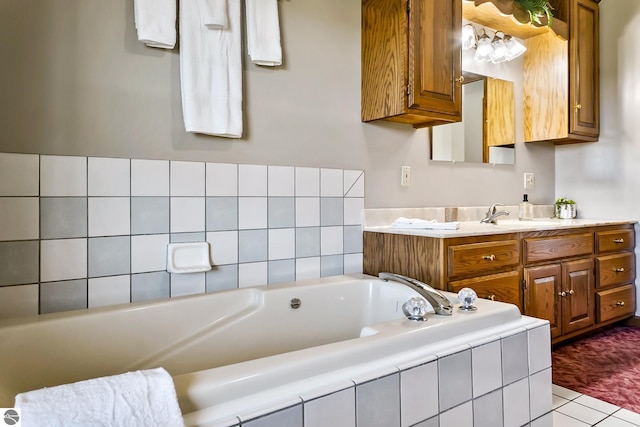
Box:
[133,0,176,49]
[245,0,283,66]
[199,0,229,29]
[180,0,243,138]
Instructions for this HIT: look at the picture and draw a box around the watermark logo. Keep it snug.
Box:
[1,409,20,426]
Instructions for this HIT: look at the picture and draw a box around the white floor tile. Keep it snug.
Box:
[556,402,608,425]
[574,394,619,415]
[552,411,590,427]
[553,393,571,409]
[613,408,640,426]
[597,416,639,427]
[553,384,582,400]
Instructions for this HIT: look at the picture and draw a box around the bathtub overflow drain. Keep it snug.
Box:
[290,298,302,309]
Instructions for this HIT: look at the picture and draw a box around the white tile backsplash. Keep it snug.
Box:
[238,197,268,229]
[296,257,321,280]
[88,275,131,308]
[88,197,131,237]
[344,170,364,197]
[268,166,294,197]
[472,339,503,398]
[206,163,238,197]
[401,362,439,427]
[88,157,130,196]
[239,164,268,197]
[321,168,343,197]
[269,228,295,260]
[131,159,170,196]
[296,198,320,227]
[0,198,39,241]
[0,153,39,196]
[344,198,364,226]
[171,161,205,196]
[40,155,87,197]
[0,284,39,320]
[321,226,343,255]
[171,197,205,233]
[296,167,320,197]
[238,262,268,287]
[131,234,169,273]
[207,231,239,266]
[170,272,206,297]
[40,238,88,282]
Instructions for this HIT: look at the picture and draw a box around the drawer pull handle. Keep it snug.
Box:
[559,291,566,297]
[616,301,625,307]
[613,238,625,244]
[482,255,496,261]
[485,294,496,301]
[614,268,626,273]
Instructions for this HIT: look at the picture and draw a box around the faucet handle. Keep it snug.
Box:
[489,202,504,214]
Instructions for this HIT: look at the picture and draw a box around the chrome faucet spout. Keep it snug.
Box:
[480,203,510,224]
[379,272,453,316]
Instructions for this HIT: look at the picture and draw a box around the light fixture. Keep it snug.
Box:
[463,24,528,64]
[473,30,493,62]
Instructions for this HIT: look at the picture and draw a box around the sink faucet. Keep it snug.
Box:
[480,203,510,224]
[378,272,453,316]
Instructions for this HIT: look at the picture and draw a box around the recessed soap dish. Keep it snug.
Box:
[166,242,212,273]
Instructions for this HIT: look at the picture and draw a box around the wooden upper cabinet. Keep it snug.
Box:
[484,77,515,161]
[362,0,462,128]
[569,0,599,139]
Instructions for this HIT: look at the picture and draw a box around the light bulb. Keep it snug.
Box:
[490,33,508,64]
[504,35,527,61]
[462,24,476,50]
[474,32,492,62]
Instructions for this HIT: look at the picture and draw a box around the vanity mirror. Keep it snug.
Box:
[430,71,515,165]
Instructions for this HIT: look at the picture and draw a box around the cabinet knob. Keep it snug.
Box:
[574,103,582,111]
[613,238,625,244]
[485,294,496,301]
[455,76,465,84]
[482,254,496,261]
[614,267,626,273]
[567,289,575,295]
[616,301,625,307]
[559,291,566,297]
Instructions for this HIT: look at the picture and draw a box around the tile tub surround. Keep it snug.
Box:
[0,153,365,319]
[181,320,552,427]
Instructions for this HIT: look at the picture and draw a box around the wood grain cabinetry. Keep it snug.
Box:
[364,223,635,344]
[361,0,462,128]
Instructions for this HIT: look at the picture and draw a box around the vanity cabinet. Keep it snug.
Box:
[361,0,463,128]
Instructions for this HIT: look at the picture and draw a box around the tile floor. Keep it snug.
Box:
[553,384,640,426]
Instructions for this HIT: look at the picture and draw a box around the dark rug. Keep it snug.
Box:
[552,326,640,413]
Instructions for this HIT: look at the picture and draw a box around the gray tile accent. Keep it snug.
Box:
[295,227,320,258]
[321,255,343,277]
[170,232,206,243]
[40,197,87,239]
[131,197,169,235]
[131,272,170,302]
[40,279,88,314]
[268,197,295,229]
[473,389,504,427]
[239,229,268,263]
[243,404,303,427]
[206,265,238,292]
[269,259,295,284]
[502,332,529,385]
[88,236,131,278]
[0,241,39,286]
[356,373,401,427]
[321,198,344,226]
[412,417,439,427]
[438,350,472,412]
[206,197,238,231]
[343,225,362,254]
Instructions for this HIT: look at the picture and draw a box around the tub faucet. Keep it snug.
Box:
[379,272,453,316]
[480,203,510,224]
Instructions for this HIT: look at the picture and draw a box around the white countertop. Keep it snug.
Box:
[364,218,637,238]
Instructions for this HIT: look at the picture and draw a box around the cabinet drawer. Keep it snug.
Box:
[596,285,635,323]
[450,270,521,309]
[596,229,635,254]
[596,252,635,288]
[448,240,519,277]
[523,233,593,264]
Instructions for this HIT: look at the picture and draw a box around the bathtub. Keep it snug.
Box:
[0,274,551,426]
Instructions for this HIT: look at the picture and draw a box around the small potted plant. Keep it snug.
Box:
[513,0,554,26]
[555,197,576,219]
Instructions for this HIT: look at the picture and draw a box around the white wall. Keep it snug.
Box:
[0,0,555,209]
[555,0,640,315]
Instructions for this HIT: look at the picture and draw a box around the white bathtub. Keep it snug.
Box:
[0,274,545,426]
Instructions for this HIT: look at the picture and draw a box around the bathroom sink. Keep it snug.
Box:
[493,219,563,229]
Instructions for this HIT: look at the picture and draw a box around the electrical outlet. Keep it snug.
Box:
[524,173,535,189]
[401,166,411,187]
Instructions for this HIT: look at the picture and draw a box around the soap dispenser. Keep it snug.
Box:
[519,194,533,221]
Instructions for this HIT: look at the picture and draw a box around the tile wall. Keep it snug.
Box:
[0,153,364,319]
[203,323,553,427]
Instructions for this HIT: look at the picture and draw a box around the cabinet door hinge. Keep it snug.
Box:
[406,0,410,15]
[406,84,411,97]
[522,279,527,290]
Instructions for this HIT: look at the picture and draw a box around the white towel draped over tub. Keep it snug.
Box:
[245,0,283,66]
[180,0,242,138]
[15,368,185,427]
[134,0,176,49]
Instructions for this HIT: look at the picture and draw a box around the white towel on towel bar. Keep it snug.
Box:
[245,0,283,66]
[15,368,185,427]
[180,0,242,138]
[133,0,176,49]
[199,0,228,29]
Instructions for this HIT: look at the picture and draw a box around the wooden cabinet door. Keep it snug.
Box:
[408,0,462,119]
[561,258,595,334]
[524,264,562,339]
[569,0,599,138]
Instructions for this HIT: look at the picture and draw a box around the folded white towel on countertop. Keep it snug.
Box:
[199,0,228,29]
[245,0,283,66]
[15,368,185,427]
[134,0,176,49]
[391,217,460,230]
